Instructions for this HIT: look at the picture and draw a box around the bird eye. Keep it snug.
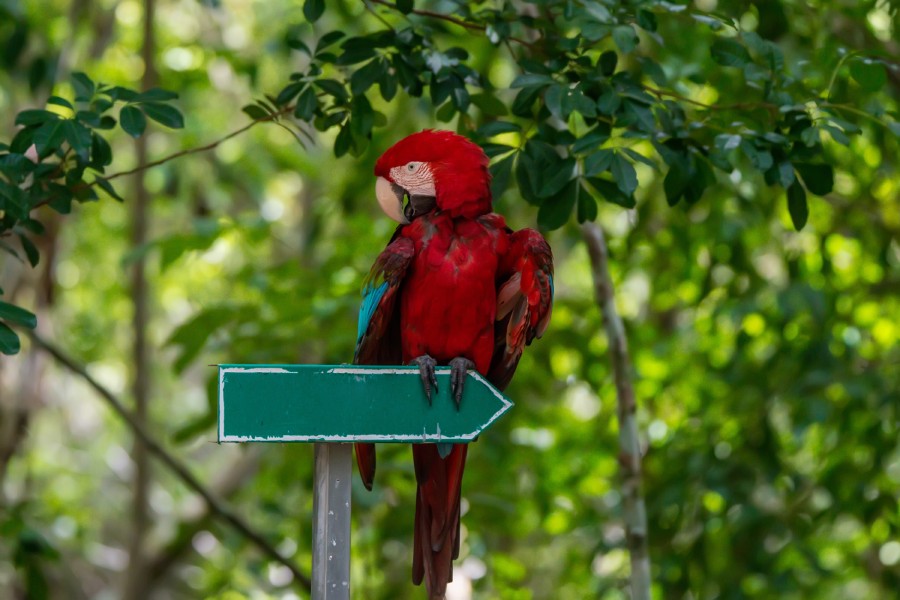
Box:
[407,162,417,172]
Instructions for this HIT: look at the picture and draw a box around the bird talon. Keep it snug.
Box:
[410,355,438,405]
[449,357,475,411]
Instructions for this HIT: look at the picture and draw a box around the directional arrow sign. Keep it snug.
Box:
[218,364,513,443]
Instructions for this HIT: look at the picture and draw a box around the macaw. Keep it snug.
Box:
[354,130,553,599]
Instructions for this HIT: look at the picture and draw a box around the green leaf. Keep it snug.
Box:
[597,88,621,115]
[576,182,598,223]
[849,60,887,93]
[538,180,577,230]
[539,157,576,198]
[304,0,325,23]
[351,59,384,96]
[76,110,101,127]
[15,109,56,126]
[583,149,614,177]
[778,161,795,188]
[276,81,305,105]
[16,233,39,267]
[787,181,808,230]
[336,41,378,66]
[71,72,95,101]
[598,51,617,76]
[316,31,346,54]
[544,84,565,120]
[621,148,657,170]
[435,101,456,123]
[573,129,610,155]
[242,104,269,120]
[47,96,73,110]
[294,86,318,121]
[90,132,112,168]
[515,152,540,205]
[478,121,519,137]
[0,300,37,329]
[315,79,349,103]
[637,9,658,32]
[470,92,508,117]
[664,158,688,206]
[142,102,184,128]
[0,322,21,355]
[711,38,752,67]
[287,36,311,55]
[120,106,146,138]
[511,86,542,117]
[33,119,66,154]
[794,163,833,196]
[510,73,554,88]
[611,153,638,196]
[820,124,850,146]
[135,88,179,102]
[490,153,515,198]
[334,124,352,157]
[612,25,638,53]
[62,120,92,159]
[587,177,635,208]
[95,177,124,202]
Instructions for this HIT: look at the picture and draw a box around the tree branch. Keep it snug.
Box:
[25,330,312,591]
[368,0,536,48]
[122,2,156,596]
[642,84,780,116]
[581,222,651,600]
[101,105,293,184]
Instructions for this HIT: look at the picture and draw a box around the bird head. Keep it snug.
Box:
[374,130,491,223]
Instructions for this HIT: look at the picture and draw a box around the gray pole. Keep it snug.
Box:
[312,443,352,599]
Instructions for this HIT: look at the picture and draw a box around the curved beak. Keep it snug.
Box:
[376,176,409,225]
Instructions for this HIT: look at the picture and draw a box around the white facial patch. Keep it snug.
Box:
[391,162,436,197]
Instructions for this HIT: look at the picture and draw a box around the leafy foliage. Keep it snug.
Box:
[0,72,183,352]
[1,0,899,598]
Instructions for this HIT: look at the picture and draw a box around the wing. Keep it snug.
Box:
[354,231,415,365]
[487,228,554,391]
[353,230,415,490]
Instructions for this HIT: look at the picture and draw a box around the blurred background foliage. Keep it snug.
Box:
[1,0,899,598]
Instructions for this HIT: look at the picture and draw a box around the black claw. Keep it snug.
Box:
[449,357,476,411]
[410,355,438,405]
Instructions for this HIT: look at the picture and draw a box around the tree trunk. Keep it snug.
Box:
[122,1,156,597]
[581,222,651,600]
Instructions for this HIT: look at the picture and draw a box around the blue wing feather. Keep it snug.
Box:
[357,281,389,346]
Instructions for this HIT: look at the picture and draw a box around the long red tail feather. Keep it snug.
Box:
[412,443,468,599]
[354,442,376,491]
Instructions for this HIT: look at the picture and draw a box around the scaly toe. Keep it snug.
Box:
[449,357,476,411]
[410,355,438,405]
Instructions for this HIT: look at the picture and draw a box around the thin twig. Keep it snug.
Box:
[642,84,780,115]
[25,330,312,591]
[102,105,293,183]
[581,222,651,600]
[368,0,536,48]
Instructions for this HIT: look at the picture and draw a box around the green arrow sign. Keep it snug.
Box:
[218,364,513,443]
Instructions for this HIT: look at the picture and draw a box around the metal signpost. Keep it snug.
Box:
[217,364,513,599]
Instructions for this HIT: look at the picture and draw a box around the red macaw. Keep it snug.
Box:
[354,130,553,599]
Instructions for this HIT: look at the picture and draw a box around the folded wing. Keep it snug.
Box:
[353,232,415,489]
[488,228,554,391]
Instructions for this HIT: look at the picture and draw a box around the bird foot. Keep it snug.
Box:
[410,355,438,405]
[449,357,476,411]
